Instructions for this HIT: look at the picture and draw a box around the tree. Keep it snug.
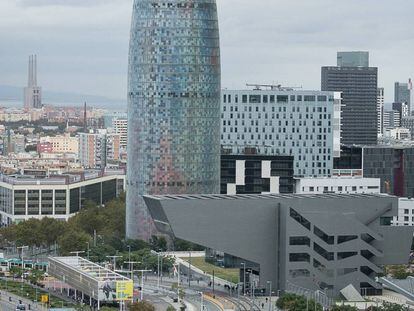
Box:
[57,228,90,256]
[387,265,409,279]
[150,236,168,252]
[276,293,322,311]
[166,306,175,311]
[27,269,45,286]
[129,300,156,311]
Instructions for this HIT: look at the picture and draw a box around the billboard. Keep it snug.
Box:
[116,280,134,301]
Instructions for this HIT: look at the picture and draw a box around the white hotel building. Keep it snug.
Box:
[221,89,342,176]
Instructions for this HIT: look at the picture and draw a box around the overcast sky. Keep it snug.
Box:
[0,0,413,104]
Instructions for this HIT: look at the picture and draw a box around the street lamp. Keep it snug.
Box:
[197,291,204,311]
[86,242,90,260]
[267,281,272,311]
[136,269,152,301]
[17,246,28,293]
[70,251,85,257]
[241,262,246,295]
[106,255,122,271]
[125,261,140,281]
[188,249,192,288]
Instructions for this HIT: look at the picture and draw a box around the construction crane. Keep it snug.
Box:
[246,83,303,91]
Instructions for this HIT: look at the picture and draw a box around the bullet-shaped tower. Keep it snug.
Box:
[126,0,221,240]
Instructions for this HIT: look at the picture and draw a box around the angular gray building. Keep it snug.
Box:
[322,52,378,146]
[127,0,221,240]
[144,193,413,298]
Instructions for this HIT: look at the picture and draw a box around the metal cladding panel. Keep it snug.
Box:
[145,195,280,288]
[145,194,414,296]
[126,0,221,240]
[373,226,414,265]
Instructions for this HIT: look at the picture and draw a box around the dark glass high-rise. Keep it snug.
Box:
[126,0,221,240]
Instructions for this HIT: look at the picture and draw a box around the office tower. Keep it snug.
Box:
[337,51,369,67]
[322,52,378,145]
[392,102,409,119]
[363,145,414,197]
[395,81,411,112]
[377,88,384,136]
[401,116,414,139]
[221,88,342,177]
[127,0,221,240]
[383,110,401,129]
[24,55,42,110]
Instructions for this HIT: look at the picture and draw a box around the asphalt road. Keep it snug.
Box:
[0,290,47,311]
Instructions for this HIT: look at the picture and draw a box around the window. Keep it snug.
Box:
[289,253,310,262]
[270,95,275,103]
[242,95,248,103]
[290,208,311,230]
[338,235,358,244]
[404,209,409,214]
[304,95,316,102]
[290,236,311,246]
[314,243,334,261]
[277,95,288,103]
[314,226,334,244]
[317,95,327,102]
[380,217,392,226]
[249,95,261,103]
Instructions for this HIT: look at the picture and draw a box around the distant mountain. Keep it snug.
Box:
[0,85,126,109]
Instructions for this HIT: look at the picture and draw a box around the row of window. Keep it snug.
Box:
[223,104,330,113]
[289,251,358,262]
[304,185,379,192]
[223,94,332,104]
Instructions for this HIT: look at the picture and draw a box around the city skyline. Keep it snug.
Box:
[0,0,413,104]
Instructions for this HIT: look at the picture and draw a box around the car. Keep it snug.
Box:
[15,304,26,311]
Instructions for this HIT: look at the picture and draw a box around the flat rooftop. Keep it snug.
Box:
[49,256,130,282]
[0,169,125,186]
[144,192,393,202]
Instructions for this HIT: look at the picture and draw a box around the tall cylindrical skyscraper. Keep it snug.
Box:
[127,0,221,240]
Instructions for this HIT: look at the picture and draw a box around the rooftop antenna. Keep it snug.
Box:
[246,83,303,91]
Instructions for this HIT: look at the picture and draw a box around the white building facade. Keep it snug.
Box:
[221,89,342,177]
[112,118,128,150]
[294,177,381,194]
[393,198,414,226]
[377,88,384,136]
[0,171,125,226]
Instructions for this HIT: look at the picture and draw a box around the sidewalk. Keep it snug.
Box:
[0,289,47,311]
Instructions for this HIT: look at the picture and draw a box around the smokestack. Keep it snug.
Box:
[84,102,87,132]
[34,55,37,86]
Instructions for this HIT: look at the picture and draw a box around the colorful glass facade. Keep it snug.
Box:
[126,0,221,240]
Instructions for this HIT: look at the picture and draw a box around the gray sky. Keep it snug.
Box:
[0,0,413,103]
